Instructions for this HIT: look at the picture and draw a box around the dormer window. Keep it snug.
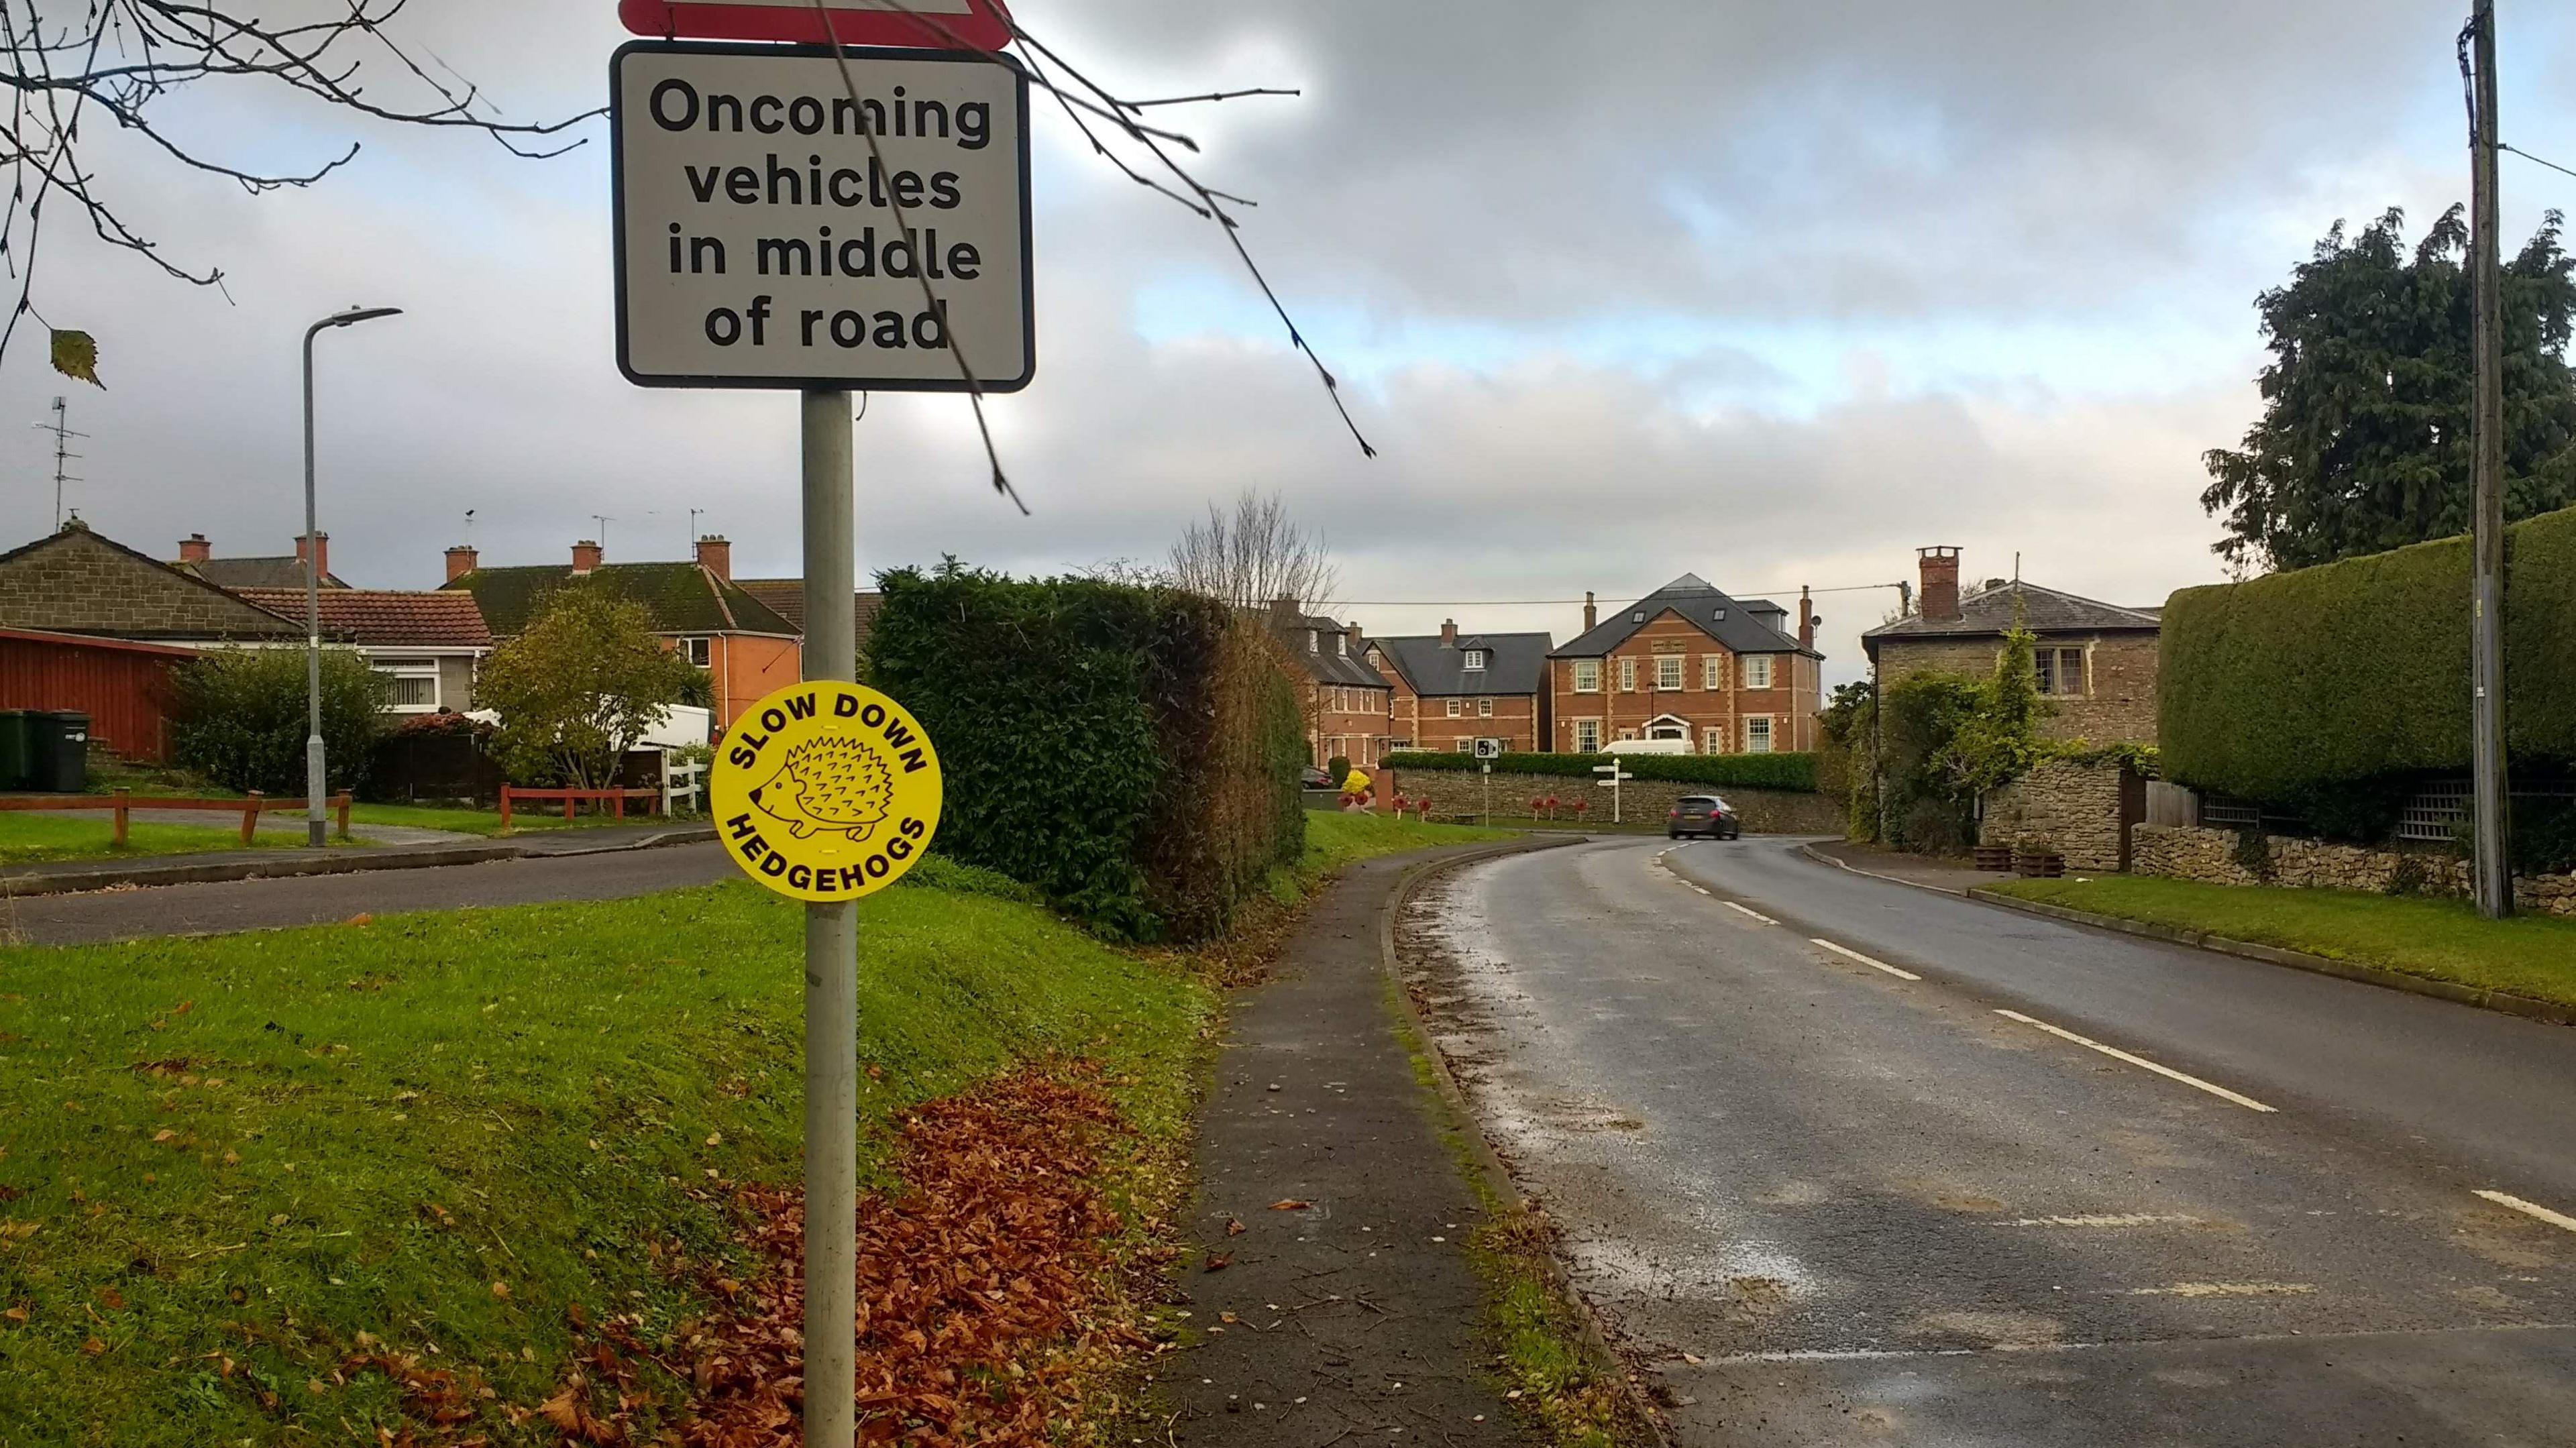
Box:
[1463,650,1487,670]
[1308,632,1319,653]
[1334,635,1346,656]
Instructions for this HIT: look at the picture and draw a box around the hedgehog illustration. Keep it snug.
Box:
[745,735,894,842]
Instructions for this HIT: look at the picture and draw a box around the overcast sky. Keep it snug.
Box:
[7,1,2575,683]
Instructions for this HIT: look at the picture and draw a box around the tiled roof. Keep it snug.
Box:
[1272,612,1391,688]
[233,589,492,648]
[179,556,350,590]
[735,580,883,647]
[1552,574,1817,659]
[443,562,796,637]
[0,524,303,641]
[1369,632,1553,696]
[1862,580,2161,657]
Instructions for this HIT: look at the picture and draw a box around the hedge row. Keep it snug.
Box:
[867,565,1306,942]
[2161,503,2576,818]
[1381,750,1819,793]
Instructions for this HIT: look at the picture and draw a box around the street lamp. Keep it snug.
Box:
[303,305,403,848]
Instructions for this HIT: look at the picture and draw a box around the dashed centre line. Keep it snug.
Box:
[1994,1009,2276,1113]
[1811,938,1920,981]
[1725,901,1777,925]
[2475,1189,2576,1234]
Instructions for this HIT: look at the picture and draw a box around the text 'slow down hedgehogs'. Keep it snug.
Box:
[747,734,895,842]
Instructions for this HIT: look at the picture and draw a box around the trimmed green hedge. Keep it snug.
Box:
[2161,504,2576,820]
[1382,750,1819,793]
[866,565,1305,941]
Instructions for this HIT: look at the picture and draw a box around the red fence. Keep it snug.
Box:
[0,789,351,846]
[498,785,663,830]
[0,628,195,763]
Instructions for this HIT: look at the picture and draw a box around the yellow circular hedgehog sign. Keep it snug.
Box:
[711,681,942,903]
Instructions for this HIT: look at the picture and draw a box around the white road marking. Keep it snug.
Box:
[2000,1213,2200,1229]
[2475,1189,2576,1234]
[1993,1010,2277,1113]
[2127,1282,2314,1298]
[1725,901,1777,925]
[1811,938,1920,981]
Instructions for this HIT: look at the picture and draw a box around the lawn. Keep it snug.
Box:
[345,803,647,837]
[0,867,1210,1446]
[1986,875,2576,1009]
[0,813,313,867]
[1285,810,1518,899]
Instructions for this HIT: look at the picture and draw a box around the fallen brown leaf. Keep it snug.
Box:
[1225,1218,1245,1236]
[1268,1199,1311,1211]
[1203,1252,1232,1272]
[81,1336,105,1356]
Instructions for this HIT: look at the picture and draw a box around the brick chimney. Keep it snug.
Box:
[1919,547,1962,623]
[1269,596,1300,626]
[1582,591,1597,632]
[1798,586,1816,651]
[1441,618,1458,647]
[571,539,602,574]
[176,533,211,564]
[1344,620,1364,652]
[694,535,732,582]
[294,532,329,581]
[445,545,479,582]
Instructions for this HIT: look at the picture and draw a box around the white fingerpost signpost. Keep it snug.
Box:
[611,6,1029,1444]
[1593,760,1631,824]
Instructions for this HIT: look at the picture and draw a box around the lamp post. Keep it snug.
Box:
[303,306,403,848]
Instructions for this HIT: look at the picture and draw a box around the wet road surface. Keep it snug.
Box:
[1400,835,2576,1447]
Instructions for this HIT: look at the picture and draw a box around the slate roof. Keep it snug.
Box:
[178,555,350,590]
[1552,574,1818,659]
[1273,612,1391,688]
[735,580,883,649]
[1368,632,1553,697]
[1862,580,2161,659]
[233,589,492,649]
[443,562,796,637]
[0,524,304,641]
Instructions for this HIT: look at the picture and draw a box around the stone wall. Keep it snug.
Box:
[1980,759,2139,872]
[2133,824,2576,916]
[1383,766,1845,834]
[1876,630,2161,746]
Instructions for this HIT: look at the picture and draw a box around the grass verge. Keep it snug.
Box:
[1986,875,2576,1009]
[0,814,318,867]
[1385,981,1647,1448]
[0,869,1208,1445]
[344,803,638,838]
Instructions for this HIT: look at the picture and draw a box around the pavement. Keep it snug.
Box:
[1167,842,1560,1448]
[1,840,737,945]
[1399,833,2576,1447]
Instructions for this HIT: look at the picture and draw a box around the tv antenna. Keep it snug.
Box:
[592,514,615,552]
[31,396,86,531]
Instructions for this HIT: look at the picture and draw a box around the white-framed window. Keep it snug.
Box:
[2035,646,2087,698]
[1618,657,1637,691]
[1446,698,1462,718]
[1704,655,1725,690]
[679,636,713,668]
[1703,726,1726,754]
[1334,634,1348,656]
[1572,659,1601,693]
[1656,655,1684,691]
[1478,698,1494,718]
[1455,738,1475,753]
[1743,655,1774,690]
[374,657,439,712]
[1745,716,1774,753]
[1617,728,1638,741]
[1463,649,1487,671]
[1573,718,1602,752]
[1308,631,1320,653]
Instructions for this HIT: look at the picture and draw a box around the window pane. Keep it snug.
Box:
[1704,656,1723,689]
[1657,657,1682,690]
[386,675,435,708]
[1479,698,1493,717]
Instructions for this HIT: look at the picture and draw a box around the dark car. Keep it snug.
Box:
[1301,765,1335,789]
[1668,795,1741,840]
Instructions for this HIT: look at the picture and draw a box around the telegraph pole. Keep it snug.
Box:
[2468,0,2514,918]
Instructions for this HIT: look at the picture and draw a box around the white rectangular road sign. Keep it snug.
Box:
[612,41,1032,391]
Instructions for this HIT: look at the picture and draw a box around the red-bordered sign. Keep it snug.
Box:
[619,0,1014,51]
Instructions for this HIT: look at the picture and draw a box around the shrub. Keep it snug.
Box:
[478,590,702,788]
[866,563,1305,941]
[1326,755,1352,784]
[2161,503,2576,820]
[1380,749,1819,793]
[169,646,387,795]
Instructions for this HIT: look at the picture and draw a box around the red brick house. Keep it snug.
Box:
[1269,602,1394,769]
[1547,575,1825,755]
[1863,547,2163,746]
[1366,622,1552,753]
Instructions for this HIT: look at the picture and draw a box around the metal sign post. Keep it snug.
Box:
[612,35,1025,1447]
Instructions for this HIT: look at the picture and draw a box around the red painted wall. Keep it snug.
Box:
[0,629,196,763]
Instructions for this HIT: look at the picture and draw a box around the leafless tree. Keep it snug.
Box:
[1170,489,1338,618]
[0,1,602,380]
